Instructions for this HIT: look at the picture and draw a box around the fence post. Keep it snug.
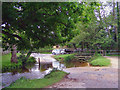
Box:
[38,58,40,69]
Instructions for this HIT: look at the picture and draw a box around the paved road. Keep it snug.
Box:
[30,53,56,63]
[47,56,118,88]
[104,56,119,69]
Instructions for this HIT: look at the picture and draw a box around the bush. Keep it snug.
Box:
[26,57,36,64]
[17,55,36,65]
[2,55,36,73]
[17,55,27,65]
[65,54,75,62]
[2,62,22,72]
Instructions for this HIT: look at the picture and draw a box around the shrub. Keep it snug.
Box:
[17,55,27,65]
[64,54,75,62]
[2,55,36,73]
[26,57,36,64]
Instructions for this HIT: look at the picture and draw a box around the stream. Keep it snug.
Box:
[2,53,90,88]
[2,53,65,88]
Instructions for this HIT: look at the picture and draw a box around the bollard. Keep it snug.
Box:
[38,58,40,69]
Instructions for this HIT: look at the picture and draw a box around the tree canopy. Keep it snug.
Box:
[2,2,119,63]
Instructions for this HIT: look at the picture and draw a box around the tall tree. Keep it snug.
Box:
[2,2,85,62]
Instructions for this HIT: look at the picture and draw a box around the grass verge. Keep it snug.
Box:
[2,53,36,73]
[2,53,21,66]
[53,54,76,62]
[89,56,111,66]
[4,70,67,88]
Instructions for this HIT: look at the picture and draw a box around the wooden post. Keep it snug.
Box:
[38,58,40,70]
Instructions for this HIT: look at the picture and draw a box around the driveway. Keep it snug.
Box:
[47,56,119,88]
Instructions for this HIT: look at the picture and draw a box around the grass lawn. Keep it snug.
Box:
[53,54,75,62]
[1,53,36,73]
[5,70,67,88]
[90,56,111,66]
[2,53,21,66]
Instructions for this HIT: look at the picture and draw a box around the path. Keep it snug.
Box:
[30,53,56,63]
[47,56,118,88]
[104,56,119,69]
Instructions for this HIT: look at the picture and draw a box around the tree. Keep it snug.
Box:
[70,1,119,50]
[2,2,86,63]
[70,2,102,50]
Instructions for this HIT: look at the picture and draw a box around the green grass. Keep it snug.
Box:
[2,53,21,66]
[40,52,52,54]
[53,54,75,62]
[90,56,111,66]
[1,53,36,72]
[5,70,67,88]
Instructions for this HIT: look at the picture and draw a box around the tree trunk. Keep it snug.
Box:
[11,45,18,63]
[72,43,77,50]
[81,42,84,52]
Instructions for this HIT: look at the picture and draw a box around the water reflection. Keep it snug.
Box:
[39,62,52,71]
[63,61,89,68]
[2,55,90,88]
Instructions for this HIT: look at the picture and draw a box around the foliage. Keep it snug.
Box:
[2,53,21,66]
[106,54,120,56]
[25,57,36,64]
[2,62,22,73]
[69,2,119,50]
[17,55,26,65]
[2,2,86,51]
[33,45,53,53]
[17,55,36,65]
[54,54,76,62]
[2,2,92,63]
[5,70,67,88]
[2,53,36,72]
[89,56,111,66]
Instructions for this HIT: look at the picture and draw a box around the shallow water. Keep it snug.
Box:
[2,53,91,88]
[2,60,64,88]
[63,61,90,68]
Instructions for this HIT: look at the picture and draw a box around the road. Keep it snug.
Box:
[47,56,119,88]
[30,53,56,63]
[104,56,119,69]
